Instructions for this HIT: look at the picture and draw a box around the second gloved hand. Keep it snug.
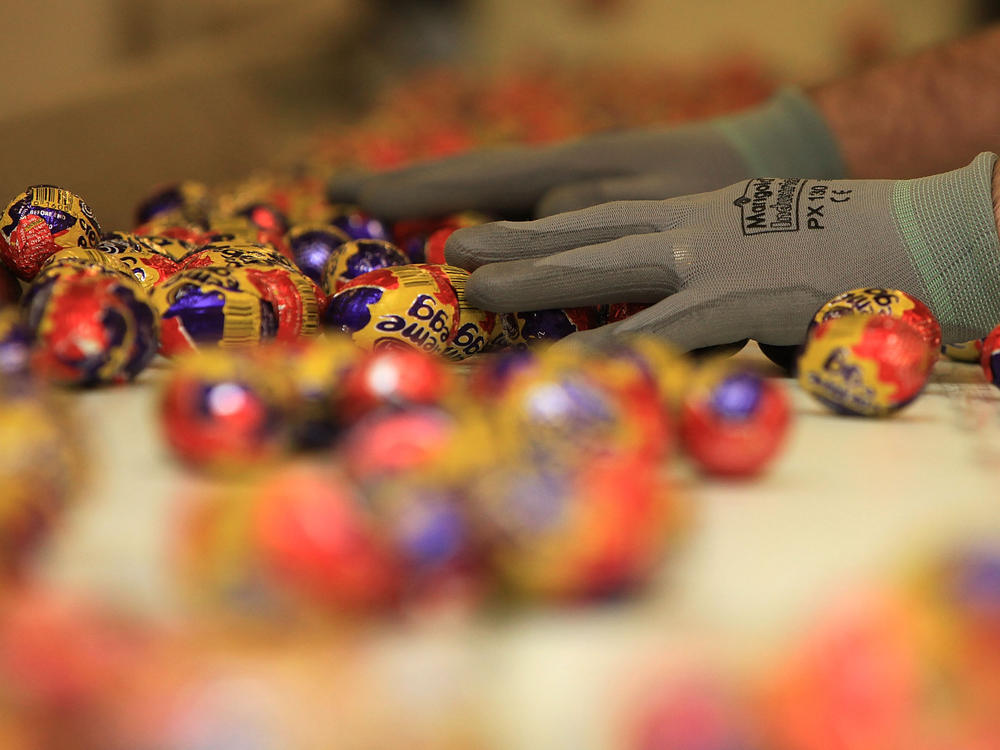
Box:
[329,89,843,220]
[445,153,1000,351]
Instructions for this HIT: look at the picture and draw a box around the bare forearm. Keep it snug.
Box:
[812,24,1000,179]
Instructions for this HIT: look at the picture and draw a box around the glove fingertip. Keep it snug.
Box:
[443,225,494,270]
[556,320,625,351]
[465,264,529,312]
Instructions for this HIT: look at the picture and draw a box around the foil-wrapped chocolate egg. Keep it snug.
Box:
[324,265,460,354]
[178,465,399,612]
[472,452,676,601]
[24,271,158,385]
[285,223,351,284]
[679,363,791,477]
[340,398,492,487]
[980,324,1000,387]
[134,180,210,227]
[0,186,102,280]
[228,265,321,342]
[337,347,454,424]
[798,315,935,417]
[151,267,278,356]
[329,205,389,241]
[942,339,984,363]
[181,245,327,327]
[491,345,671,465]
[322,239,408,294]
[160,348,290,470]
[502,306,605,348]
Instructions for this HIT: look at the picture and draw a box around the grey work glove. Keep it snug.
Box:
[444,153,1000,351]
[328,89,844,220]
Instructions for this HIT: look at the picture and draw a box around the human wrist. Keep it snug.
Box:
[892,152,1000,342]
[709,88,846,180]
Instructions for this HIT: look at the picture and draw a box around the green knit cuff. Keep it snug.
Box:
[710,88,846,180]
[892,151,1000,341]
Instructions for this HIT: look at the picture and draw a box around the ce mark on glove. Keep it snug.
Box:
[803,183,854,230]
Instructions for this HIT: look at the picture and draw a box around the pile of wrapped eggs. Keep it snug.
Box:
[0,176,799,604]
[1,55,1000,750]
[164,337,795,614]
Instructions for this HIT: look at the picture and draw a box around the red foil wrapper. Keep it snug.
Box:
[234,266,321,342]
[680,365,790,477]
[980,324,1000,387]
[798,315,935,417]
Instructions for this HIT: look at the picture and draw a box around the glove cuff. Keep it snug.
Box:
[710,88,846,180]
[893,151,1000,341]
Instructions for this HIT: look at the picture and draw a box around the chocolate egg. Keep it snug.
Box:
[322,239,409,294]
[798,315,935,417]
[0,186,102,280]
[324,264,461,354]
[151,267,278,356]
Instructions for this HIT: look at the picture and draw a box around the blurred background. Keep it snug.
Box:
[0,0,1000,750]
[1,0,996,228]
[5,4,1000,749]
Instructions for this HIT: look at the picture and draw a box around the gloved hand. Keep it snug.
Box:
[444,153,1000,351]
[328,89,844,220]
